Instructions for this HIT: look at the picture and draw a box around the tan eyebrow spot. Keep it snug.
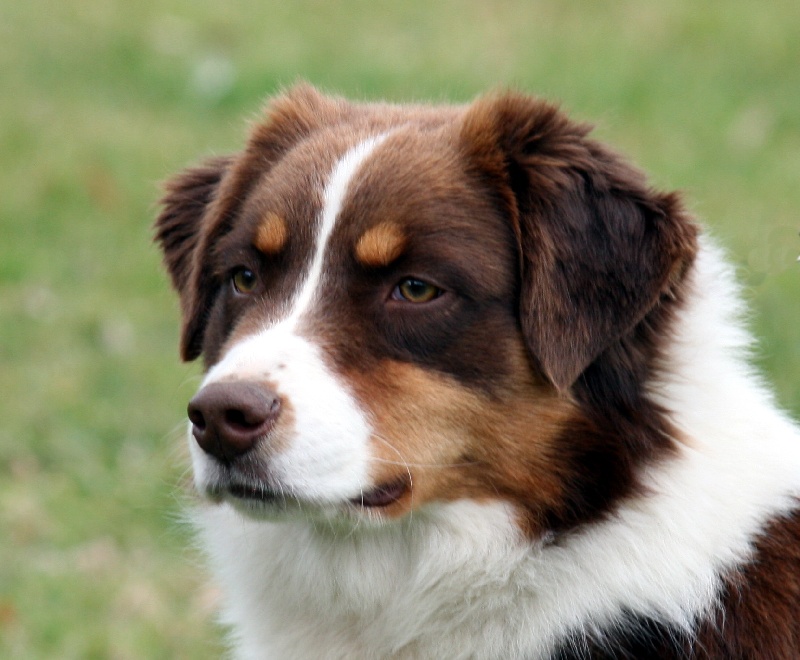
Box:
[255,212,288,254]
[355,222,407,267]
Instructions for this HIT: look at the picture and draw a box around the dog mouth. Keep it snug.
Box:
[221,478,409,510]
[349,478,409,508]
[227,482,280,502]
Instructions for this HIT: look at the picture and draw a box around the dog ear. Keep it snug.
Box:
[461,92,697,390]
[154,157,232,361]
[155,157,230,296]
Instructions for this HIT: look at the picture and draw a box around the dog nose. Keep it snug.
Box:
[187,381,281,462]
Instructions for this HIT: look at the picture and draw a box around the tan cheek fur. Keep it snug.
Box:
[354,222,407,267]
[344,341,577,532]
[255,212,288,254]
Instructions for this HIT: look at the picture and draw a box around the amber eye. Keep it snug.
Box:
[393,278,442,303]
[231,268,258,294]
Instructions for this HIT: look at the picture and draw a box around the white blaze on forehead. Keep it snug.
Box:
[287,133,389,324]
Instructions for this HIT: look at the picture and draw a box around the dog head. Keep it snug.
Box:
[156,85,697,532]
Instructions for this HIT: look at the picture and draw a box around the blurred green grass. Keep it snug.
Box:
[1,0,798,656]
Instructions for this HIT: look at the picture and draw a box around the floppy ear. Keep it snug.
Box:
[461,92,698,390]
[155,158,230,295]
[154,157,232,361]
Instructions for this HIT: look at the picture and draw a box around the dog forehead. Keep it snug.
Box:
[237,123,488,250]
[333,129,508,246]
[346,148,517,287]
[224,120,517,315]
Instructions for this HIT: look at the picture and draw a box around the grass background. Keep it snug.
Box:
[1,0,798,656]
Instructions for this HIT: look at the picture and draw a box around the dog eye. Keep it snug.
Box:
[392,278,442,303]
[231,268,258,294]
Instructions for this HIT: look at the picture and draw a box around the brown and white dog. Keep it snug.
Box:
[156,85,800,659]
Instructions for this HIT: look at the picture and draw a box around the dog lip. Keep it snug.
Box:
[351,478,409,508]
[227,482,279,502]
[217,478,410,509]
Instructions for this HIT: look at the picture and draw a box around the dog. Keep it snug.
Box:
[155,84,800,659]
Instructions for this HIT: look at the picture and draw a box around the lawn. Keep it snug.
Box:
[1,0,798,656]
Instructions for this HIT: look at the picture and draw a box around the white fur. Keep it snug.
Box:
[193,238,800,659]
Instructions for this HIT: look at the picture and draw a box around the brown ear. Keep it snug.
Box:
[154,157,231,361]
[155,157,231,294]
[461,92,698,390]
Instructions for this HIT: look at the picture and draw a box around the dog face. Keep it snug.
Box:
[156,85,697,532]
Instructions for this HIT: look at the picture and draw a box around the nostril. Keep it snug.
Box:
[187,406,206,431]
[268,398,280,416]
[224,407,258,431]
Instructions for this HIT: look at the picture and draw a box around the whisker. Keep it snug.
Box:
[343,492,364,538]
[370,433,479,470]
[370,434,417,524]
[369,456,480,469]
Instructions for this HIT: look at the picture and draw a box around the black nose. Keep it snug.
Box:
[187,381,281,462]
